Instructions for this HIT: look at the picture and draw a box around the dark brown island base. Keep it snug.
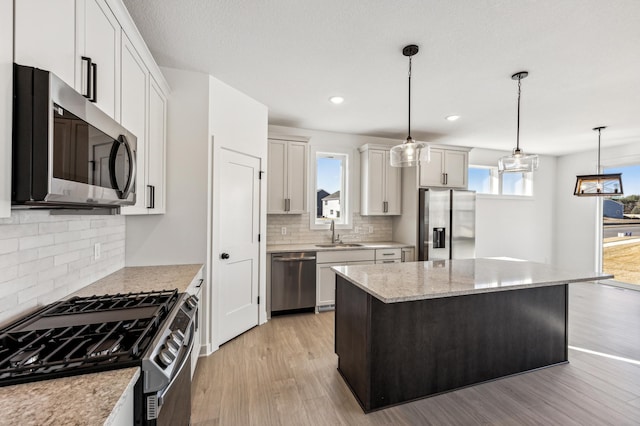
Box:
[332,258,612,413]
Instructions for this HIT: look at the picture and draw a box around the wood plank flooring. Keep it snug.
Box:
[191,283,640,425]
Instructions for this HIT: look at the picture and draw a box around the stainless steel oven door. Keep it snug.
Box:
[145,321,194,426]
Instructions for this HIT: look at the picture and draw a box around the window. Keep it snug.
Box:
[315,152,348,225]
[468,166,533,196]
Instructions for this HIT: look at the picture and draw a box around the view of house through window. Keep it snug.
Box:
[315,153,347,224]
[468,166,533,196]
[602,164,640,286]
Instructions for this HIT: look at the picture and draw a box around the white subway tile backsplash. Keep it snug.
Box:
[19,234,55,250]
[0,224,38,239]
[18,257,54,277]
[0,211,125,326]
[0,239,18,255]
[266,212,394,245]
[38,221,69,234]
[54,250,82,267]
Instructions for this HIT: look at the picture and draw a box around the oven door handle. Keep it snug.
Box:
[157,323,195,408]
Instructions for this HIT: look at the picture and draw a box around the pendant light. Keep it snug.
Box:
[574,126,623,196]
[498,71,539,173]
[390,45,429,167]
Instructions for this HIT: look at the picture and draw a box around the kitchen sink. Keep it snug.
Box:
[315,243,363,248]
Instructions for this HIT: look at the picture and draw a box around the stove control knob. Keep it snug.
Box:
[186,296,198,310]
[157,348,176,367]
[166,339,180,354]
[169,332,183,346]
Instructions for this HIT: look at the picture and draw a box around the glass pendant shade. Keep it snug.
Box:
[390,138,429,167]
[574,173,623,196]
[498,71,539,174]
[390,44,429,167]
[498,148,539,173]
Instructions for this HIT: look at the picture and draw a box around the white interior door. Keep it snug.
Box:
[218,148,260,344]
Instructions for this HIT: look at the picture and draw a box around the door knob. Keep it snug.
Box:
[220,253,230,260]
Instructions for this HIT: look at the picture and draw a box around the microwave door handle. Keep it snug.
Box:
[119,135,136,200]
[107,136,136,199]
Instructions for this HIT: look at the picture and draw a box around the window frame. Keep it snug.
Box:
[310,149,351,229]
[468,164,534,198]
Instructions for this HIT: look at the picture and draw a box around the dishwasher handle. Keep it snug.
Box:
[273,256,316,262]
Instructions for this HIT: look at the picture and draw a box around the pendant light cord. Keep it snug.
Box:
[597,127,601,173]
[516,75,521,152]
[407,56,412,141]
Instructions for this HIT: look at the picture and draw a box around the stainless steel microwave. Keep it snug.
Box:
[12,64,136,208]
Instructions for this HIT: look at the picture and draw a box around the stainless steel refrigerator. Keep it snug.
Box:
[418,189,476,261]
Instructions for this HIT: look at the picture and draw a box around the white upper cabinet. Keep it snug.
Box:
[14,0,170,216]
[0,0,12,218]
[15,0,121,119]
[418,146,470,189]
[119,34,148,215]
[14,0,77,88]
[77,0,121,119]
[360,144,401,215]
[267,138,308,214]
[146,77,167,214]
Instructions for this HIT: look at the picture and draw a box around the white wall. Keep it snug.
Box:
[0,211,125,326]
[555,141,640,271]
[471,148,557,263]
[0,0,12,218]
[125,68,210,266]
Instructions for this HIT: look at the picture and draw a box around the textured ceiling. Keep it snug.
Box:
[122,0,640,156]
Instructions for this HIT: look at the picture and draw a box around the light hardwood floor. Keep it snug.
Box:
[191,283,640,425]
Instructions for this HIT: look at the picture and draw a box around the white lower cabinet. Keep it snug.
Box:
[316,250,375,309]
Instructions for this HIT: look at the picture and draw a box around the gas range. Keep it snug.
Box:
[0,289,199,425]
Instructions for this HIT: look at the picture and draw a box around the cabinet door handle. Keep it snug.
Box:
[147,185,155,209]
[90,62,98,103]
[445,173,448,185]
[81,56,92,98]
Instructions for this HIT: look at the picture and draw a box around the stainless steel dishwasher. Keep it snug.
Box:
[271,252,316,314]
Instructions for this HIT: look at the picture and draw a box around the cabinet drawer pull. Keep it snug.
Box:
[196,279,203,288]
[382,253,395,256]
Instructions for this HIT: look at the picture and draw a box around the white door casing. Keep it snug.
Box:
[217,148,260,344]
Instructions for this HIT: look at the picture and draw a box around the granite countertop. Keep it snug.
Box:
[0,368,139,426]
[1,264,204,425]
[71,264,203,297]
[333,257,613,303]
[267,241,413,253]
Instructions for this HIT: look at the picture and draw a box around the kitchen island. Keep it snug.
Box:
[332,258,612,412]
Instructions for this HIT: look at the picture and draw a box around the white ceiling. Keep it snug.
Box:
[122,0,640,156]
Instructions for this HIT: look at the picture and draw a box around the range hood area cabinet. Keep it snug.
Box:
[419,146,470,189]
[15,0,169,215]
[15,0,120,119]
[359,144,401,215]
[267,137,308,214]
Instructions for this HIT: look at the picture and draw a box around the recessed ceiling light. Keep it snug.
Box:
[445,115,460,121]
[329,96,344,105]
